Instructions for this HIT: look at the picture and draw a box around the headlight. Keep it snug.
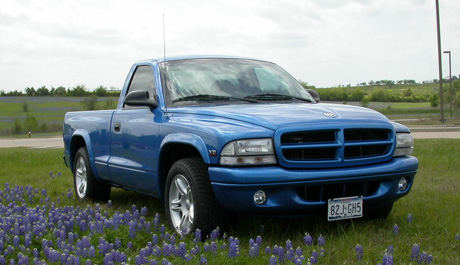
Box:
[394,133,414,157]
[220,138,277,166]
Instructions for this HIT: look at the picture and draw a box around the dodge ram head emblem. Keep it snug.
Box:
[323,112,336,118]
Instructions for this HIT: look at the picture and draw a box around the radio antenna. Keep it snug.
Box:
[163,14,166,62]
[162,14,169,114]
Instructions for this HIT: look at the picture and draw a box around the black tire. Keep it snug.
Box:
[165,158,222,236]
[73,147,111,202]
[364,202,394,220]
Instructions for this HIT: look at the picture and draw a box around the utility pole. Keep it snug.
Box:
[443,51,452,117]
[435,0,445,122]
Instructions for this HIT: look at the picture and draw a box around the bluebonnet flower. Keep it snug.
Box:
[407,214,413,223]
[310,250,319,264]
[141,207,148,216]
[190,245,201,256]
[265,246,271,254]
[456,234,460,241]
[175,242,187,258]
[382,251,393,265]
[393,224,399,235]
[318,235,325,246]
[256,235,262,245]
[411,243,420,261]
[210,227,220,241]
[285,239,293,250]
[194,229,202,243]
[273,245,285,262]
[304,232,313,245]
[295,247,302,257]
[355,244,364,261]
[153,213,160,229]
[228,237,240,258]
[199,254,207,265]
[387,245,394,255]
[269,255,277,265]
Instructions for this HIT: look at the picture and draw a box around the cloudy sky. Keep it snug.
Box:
[0,0,459,92]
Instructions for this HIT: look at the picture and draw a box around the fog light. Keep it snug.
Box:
[398,177,409,191]
[254,190,267,205]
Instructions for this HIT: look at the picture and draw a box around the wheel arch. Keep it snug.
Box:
[158,133,210,199]
[69,130,95,174]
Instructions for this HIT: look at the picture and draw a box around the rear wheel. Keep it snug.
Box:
[165,158,222,236]
[73,147,111,202]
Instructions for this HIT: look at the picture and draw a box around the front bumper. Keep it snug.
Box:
[208,156,418,217]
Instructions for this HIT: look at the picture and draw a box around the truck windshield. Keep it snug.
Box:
[161,58,314,106]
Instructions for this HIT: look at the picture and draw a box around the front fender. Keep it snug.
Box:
[160,133,210,164]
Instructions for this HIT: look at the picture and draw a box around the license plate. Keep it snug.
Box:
[328,196,363,221]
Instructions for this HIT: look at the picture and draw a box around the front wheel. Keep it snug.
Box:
[165,158,221,235]
[73,147,111,202]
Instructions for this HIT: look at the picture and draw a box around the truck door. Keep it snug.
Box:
[108,65,161,195]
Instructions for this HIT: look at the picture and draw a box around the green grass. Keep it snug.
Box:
[0,96,118,135]
[1,140,459,263]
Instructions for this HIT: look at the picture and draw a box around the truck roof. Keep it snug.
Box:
[136,55,270,64]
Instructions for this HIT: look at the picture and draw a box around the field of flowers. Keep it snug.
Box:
[0,139,459,264]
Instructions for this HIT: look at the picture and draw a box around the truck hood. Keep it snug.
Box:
[168,103,394,131]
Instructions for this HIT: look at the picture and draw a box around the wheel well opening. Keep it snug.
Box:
[159,143,202,198]
[70,136,86,173]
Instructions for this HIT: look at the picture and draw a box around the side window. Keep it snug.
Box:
[127,65,156,96]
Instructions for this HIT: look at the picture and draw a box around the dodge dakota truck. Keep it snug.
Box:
[63,56,418,235]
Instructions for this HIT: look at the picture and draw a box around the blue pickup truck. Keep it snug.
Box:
[63,56,418,235]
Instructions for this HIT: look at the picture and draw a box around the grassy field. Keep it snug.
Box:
[0,139,459,264]
[0,97,118,135]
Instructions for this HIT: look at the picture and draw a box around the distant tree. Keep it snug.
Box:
[69,85,87,97]
[298,80,316,90]
[94,85,108,97]
[429,93,439,107]
[36,86,50,96]
[369,80,375,86]
[11,118,22,134]
[53,86,67,96]
[25,87,36,96]
[397,80,404,85]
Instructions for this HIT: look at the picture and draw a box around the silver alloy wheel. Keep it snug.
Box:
[169,174,195,234]
[75,157,88,199]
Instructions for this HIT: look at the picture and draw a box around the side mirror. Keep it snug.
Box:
[124,90,158,109]
[307,89,320,103]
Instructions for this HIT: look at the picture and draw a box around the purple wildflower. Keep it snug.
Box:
[285,239,293,250]
[194,229,202,243]
[265,246,271,254]
[407,214,413,223]
[355,244,364,261]
[269,255,277,265]
[411,243,420,261]
[210,227,220,241]
[199,254,207,265]
[310,250,319,264]
[456,234,460,241]
[382,251,393,265]
[107,200,112,207]
[303,233,313,245]
[228,237,240,258]
[256,235,262,245]
[387,245,394,255]
[140,207,148,216]
[318,235,325,246]
[393,224,399,235]
[295,247,303,257]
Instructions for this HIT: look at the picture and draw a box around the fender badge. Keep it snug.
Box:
[323,112,336,118]
[208,150,217,156]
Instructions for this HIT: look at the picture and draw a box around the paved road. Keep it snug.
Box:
[0,131,459,149]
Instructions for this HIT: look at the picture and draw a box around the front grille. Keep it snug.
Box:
[297,181,381,202]
[278,127,394,168]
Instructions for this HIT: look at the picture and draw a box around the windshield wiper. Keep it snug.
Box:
[244,93,313,103]
[173,94,258,103]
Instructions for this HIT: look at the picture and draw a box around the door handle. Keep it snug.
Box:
[114,122,121,132]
